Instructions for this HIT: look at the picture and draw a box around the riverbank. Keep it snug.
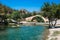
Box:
[7,19,60,28]
[47,28,60,40]
[17,19,60,27]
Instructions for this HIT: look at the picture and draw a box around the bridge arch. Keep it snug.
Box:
[31,15,46,22]
[31,16,44,22]
[25,15,48,23]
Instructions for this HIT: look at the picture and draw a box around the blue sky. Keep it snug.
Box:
[0,0,60,12]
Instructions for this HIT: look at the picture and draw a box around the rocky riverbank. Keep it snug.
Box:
[47,28,60,40]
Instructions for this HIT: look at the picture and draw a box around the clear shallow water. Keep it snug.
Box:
[0,25,46,40]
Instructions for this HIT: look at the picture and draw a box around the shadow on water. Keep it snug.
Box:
[0,25,8,30]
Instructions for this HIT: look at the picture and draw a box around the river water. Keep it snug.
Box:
[0,25,46,40]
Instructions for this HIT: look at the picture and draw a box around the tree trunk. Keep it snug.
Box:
[51,21,53,28]
[53,18,57,27]
[49,19,54,28]
[49,20,51,28]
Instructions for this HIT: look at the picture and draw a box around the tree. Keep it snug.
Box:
[51,3,60,27]
[41,2,53,28]
[32,11,37,16]
[56,4,60,19]
[41,2,60,28]
[54,4,60,27]
[11,11,20,20]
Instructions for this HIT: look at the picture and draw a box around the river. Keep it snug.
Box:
[0,25,46,40]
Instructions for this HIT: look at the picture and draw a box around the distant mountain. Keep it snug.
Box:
[0,4,30,15]
[19,9,29,14]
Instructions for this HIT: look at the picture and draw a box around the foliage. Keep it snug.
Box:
[32,11,37,16]
[11,11,20,20]
[41,2,52,18]
[41,2,60,27]
[0,3,13,14]
[41,2,60,19]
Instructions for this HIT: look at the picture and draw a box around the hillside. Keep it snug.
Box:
[0,4,14,15]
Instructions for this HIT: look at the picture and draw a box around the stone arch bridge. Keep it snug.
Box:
[25,15,49,23]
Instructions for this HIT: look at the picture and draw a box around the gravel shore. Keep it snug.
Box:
[47,28,60,40]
